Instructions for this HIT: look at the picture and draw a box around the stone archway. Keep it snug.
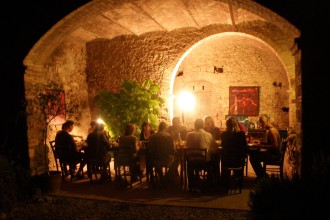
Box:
[169,32,292,130]
[23,0,301,176]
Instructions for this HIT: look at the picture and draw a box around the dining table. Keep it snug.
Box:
[247,142,272,153]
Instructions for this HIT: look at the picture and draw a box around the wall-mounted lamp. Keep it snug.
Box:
[273,81,282,87]
[214,66,223,73]
[176,71,184,77]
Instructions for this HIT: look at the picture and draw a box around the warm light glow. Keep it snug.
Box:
[177,91,196,112]
[97,118,105,124]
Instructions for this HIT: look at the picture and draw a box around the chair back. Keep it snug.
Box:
[49,140,57,157]
[115,146,134,166]
[222,154,246,169]
[263,138,287,178]
[186,148,207,161]
[49,140,60,171]
[185,147,207,168]
[50,140,76,181]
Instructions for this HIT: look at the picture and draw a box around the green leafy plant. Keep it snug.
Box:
[94,79,165,138]
[29,80,84,174]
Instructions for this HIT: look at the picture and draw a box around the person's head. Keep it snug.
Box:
[141,121,150,131]
[194,118,204,130]
[99,123,105,131]
[94,123,102,132]
[258,114,270,128]
[172,117,181,127]
[203,116,214,130]
[158,121,168,132]
[226,117,241,132]
[90,120,96,127]
[62,120,74,132]
[124,123,136,136]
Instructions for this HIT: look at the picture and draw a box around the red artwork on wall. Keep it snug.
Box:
[229,86,259,116]
[46,89,66,124]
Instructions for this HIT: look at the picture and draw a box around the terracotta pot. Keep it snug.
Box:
[34,171,62,193]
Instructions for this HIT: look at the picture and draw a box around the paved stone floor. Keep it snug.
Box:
[48,163,258,211]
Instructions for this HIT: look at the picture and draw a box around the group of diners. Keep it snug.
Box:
[54,120,87,180]
[54,113,283,190]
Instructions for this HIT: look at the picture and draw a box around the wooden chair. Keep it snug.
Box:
[185,148,208,192]
[221,154,246,194]
[49,140,76,182]
[49,140,60,172]
[244,155,249,177]
[142,141,152,182]
[87,158,111,183]
[262,139,287,179]
[114,146,142,187]
[148,160,170,188]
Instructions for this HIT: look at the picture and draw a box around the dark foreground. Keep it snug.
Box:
[7,195,254,220]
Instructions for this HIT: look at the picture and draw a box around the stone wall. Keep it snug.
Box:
[86,23,292,131]
[24,38,91,174]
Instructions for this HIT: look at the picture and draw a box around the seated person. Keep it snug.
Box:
[118,123,141,181]
[148,121,175,183]
[88,120,97,134]
[140,121,153,142]
[55,120,87,179]
[249,114,282,178]
[203,116,221,183]
[86,123,112,180]
[168,117,188,175]
[186,119,213,191]
[99,123,111,143]
[220,117,248,180]
[139,121,154,175]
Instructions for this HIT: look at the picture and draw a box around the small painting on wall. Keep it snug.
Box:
[46,89,66,124]
[229,86,259,116]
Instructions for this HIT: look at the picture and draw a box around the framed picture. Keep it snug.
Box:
[46,89,66,124]
[229,86,259,116]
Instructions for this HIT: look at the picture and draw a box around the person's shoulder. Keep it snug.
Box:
[180,126,187,131]
[220,131,230,137]
[238,131,247,138]
[212,126,221,133]
[205,130,213,138]
[186,131,194,138]
[149,132,159,139]
[213,126,221,131]
[157,131,171,138]
[269,126,279,133]
[55,130,63,137]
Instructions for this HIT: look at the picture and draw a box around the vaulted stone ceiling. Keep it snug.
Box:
[24,0,299,68]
